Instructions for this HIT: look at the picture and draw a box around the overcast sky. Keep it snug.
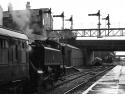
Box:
[1,0,125,29]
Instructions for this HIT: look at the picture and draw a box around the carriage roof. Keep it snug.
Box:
[0,27,28,40]
[44,46,60,52]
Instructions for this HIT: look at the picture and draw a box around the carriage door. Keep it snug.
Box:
[8,39,16,81]
[0,39,10,81]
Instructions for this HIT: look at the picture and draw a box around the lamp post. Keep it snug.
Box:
[88,10,101,37]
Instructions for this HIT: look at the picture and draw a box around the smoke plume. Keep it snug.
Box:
[8,3,31,33]
[8,3,33,43]
[8,3,47,41]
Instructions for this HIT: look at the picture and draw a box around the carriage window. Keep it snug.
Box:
[0,40,9,49]
[15,45,18,60]
[0,39,8,64]
[20,41,22,48]
[5,40,9,48]
[22,42,27,49]
[0,40,2,48]
[22,42,25,48]
[2,40,4,48]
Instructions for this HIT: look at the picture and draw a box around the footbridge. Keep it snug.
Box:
[52,28,125,37]
[75,38,125,51]
[51,28,125,65]
[74,28,125,51]
[52,28,125,51]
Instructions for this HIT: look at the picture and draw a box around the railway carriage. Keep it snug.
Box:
[0,27,29,86]
[62,44,83,67]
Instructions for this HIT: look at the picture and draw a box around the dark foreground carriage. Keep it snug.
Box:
[0,28,29,85]
[0,28,29,94]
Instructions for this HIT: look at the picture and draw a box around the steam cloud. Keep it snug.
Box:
[8,3,47,42]
[8,3,32,34]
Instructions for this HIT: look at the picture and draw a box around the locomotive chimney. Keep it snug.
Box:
[26,1,31,9]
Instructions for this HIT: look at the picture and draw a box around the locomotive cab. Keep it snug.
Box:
[29,40,63,82]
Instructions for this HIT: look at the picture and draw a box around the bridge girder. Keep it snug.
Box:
[75,40,125,51]
[66,39,125,51]
[50,28,125,37]
[48,28,125,51]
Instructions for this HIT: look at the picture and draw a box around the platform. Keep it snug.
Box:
[83,62,125,94]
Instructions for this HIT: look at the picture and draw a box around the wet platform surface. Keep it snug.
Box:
[83,62,125,94]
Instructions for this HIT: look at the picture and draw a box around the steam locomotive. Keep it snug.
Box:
[29,40,64,89]
[0,27,84,94]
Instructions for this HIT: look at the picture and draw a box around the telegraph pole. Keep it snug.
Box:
[53,12,65,71]
[88,10,101,37]
[98,10,101,37]
[62,12,64,30]
[71,16,73,29]
[65,15,73,29]
[107,14,110,36]
[102,14,110,36]
[53,12,64,29]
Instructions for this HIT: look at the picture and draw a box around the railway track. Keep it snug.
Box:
[50,66,108,89]
[43,65,115,94]
[63,66,104,78]
[63,65,114,94]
